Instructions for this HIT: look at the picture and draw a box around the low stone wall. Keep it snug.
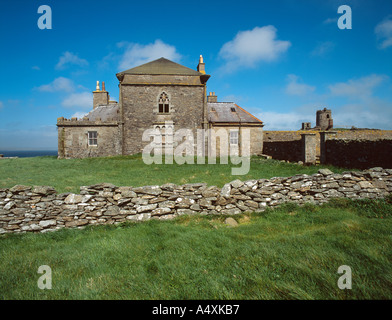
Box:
[1,167,391,234]
[263,131,304,141]
[325,139,392,169]
[263,129,392,168]
[263,140,303,162]
[334,129,392,140]
[263,130,319,163]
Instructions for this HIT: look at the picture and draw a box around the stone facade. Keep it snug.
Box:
[120,81,206,155]
[207,102,264,156]
[57,119,121,158]
[1,167,391,234]
[208,125,264,157]
[57,57,264,159]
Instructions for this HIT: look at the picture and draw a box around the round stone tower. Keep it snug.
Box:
[316,108,333,130]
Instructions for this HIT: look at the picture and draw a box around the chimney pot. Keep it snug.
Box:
[197,55,206,74]
[93,81,109,109]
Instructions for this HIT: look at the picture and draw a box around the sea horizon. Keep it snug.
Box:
[0,150,58,158]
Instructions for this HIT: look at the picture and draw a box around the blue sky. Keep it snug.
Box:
[0,0,391,150]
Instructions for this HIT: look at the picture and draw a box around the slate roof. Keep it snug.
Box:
[207,102,263,124]
[117,57,204,76]
[84,104,120,121]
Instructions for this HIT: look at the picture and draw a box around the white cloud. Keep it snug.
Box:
[55,51,89,70]
[375,16,392,49]
[273,74,391,130]
[37,77,75,93]
[62,92,92,109]
[257,111,311,131]
[37,77,93,110]
[261,73,392,130]
[285,74,316,96]
[118,40,182,71]
[311,41,335,57]
[259,101,392,131]
[219,26,291,71]
[328,74,388,98]
[32,66,40,71]
[333,98,392,129]
[327,75,391,129]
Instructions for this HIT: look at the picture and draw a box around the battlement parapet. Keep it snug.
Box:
[57,117,119,127]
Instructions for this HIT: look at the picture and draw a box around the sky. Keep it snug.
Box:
[0,0,391,150]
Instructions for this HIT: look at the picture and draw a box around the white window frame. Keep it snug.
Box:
[88,131,98,146]
[229,130,239,145]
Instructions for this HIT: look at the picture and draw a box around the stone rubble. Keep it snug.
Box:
[1,167,391,234]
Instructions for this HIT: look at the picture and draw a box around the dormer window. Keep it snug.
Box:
[158,92,170,114]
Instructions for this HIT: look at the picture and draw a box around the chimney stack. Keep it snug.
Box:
[197,55,206,74]
[93,80,109,109]
[207,92,217,103]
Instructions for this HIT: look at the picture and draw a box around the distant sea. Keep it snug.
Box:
[0,150,58,158]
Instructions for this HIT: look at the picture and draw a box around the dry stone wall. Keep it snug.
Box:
[1,167,392,234]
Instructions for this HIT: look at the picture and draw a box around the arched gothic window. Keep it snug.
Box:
[158,92,170,114]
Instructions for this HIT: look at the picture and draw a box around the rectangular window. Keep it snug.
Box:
[230,130,239,145]
[88,131,98,146]
[159,104,164,113]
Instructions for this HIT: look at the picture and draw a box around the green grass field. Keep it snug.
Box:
[0,155,390,300]
[1,198,391,299]
[0,154,350,193]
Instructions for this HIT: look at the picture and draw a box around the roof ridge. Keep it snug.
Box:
[117,57,203,76]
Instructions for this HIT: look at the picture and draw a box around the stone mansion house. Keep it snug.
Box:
[57,56,264,158]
